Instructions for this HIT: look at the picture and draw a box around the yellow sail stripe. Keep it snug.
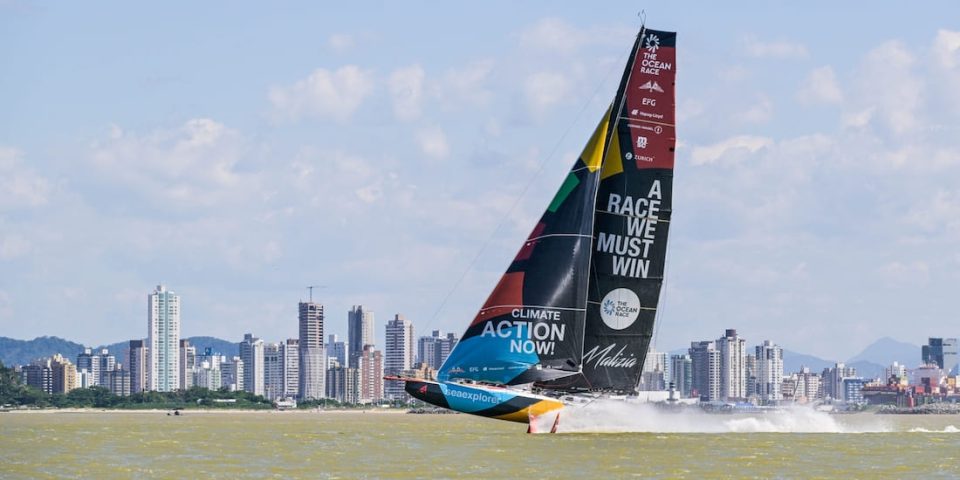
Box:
[580,107,611,172]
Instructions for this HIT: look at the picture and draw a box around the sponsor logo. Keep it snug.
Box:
[636,136,648,149]
[625,152,634,160]
[582,343,638,369]
[599,288,641,330]
[645,34,660,53]
[446,387,499,405]
[638,80,664,93]
[418,384,428,394]
[627,123,664,135]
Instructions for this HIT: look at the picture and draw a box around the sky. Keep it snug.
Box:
[1,2,959,360]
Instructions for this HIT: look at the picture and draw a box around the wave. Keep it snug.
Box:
[535,400,890,434]
[907,425,960,433]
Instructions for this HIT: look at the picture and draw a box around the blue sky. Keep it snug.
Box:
[2,2,959,361]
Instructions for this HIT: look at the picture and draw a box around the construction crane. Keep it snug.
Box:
[305,285,326,302]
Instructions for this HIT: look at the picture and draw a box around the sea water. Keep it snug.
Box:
[1,410,959,478]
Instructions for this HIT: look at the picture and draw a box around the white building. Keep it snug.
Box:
[348,305,375,368]
[263,342,284,401]
[148,284,181,392]
[384,314,414,401]
[717,329,746,401]
[240,333,265,396]
[282,338,299,399]
[299,301,326,400]
[755,340,783,404]
[220,356,244,392]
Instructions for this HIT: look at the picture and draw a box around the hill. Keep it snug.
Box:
[0,335,238,367]
[847,336,919,367]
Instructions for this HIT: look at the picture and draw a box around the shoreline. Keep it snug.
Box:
[1,407,410,414]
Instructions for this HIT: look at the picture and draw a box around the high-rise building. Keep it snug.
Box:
[821,363,856,400]
[148,284,181,392]
[299,301,326,400]
[922,338,959,375]
[384,314,414,401]
[22,359,53,394]
[102,364,131,396]
[795,367,821,403]
[50,354,77,394]
[194,351,223,391]
[358,345,384,404]
[282,339,299,399]
[689,340,720,402]
[128,339,148,394]
[240,333,265,396]
[327,334,347,367]
[670,354,693,398]
[744,353,757,398]
[179,339,196,390]
[755,340,783,404]
[98,349,116,387]
[263,342,284,401]
[717,329,746,401]
[885,362,907,385]
[76,348,101,387]
[326,365,360,404]
[348,305,375,368]
[417,330,460,371]
[639,348,668,391]
[220,356,244,392]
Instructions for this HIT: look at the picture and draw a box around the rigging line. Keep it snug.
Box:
[425,47,633,330]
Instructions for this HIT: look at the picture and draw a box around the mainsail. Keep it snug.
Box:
[544,28,677,393]
[439,27,677,394]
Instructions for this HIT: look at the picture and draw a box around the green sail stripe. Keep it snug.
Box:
[547,172,580,213]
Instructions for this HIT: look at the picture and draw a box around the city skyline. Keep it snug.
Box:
[2,3,960,360]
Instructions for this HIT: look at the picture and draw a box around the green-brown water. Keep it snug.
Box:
[2,410,959,478]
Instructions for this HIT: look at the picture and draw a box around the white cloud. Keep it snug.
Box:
[842,108,874,128]
[933,29,960,69]
[736,95,773,123]
[417,126,450,160]
[268,66,374,122]
[743,36,809,59]
[797,66,843,104]
[853,41,921,134]
[518,17,589,53]
[0,147,52,209]
[523,71,571,115]
[0,233,31,260]
[89,118,252,207]
[877,261,930,285]
[328,33,355,52]
[388,65,425,121]
[435,59,495,109]
[691,135,773,165]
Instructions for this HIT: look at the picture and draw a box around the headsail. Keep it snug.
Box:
[541,28,677,393]
[437,110,614,386]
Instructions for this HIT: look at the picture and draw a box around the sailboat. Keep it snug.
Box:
[391,25,676,431]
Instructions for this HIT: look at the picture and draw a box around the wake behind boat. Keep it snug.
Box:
[392,23,677,432]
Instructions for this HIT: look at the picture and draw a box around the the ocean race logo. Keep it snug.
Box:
[599,288,640,330]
